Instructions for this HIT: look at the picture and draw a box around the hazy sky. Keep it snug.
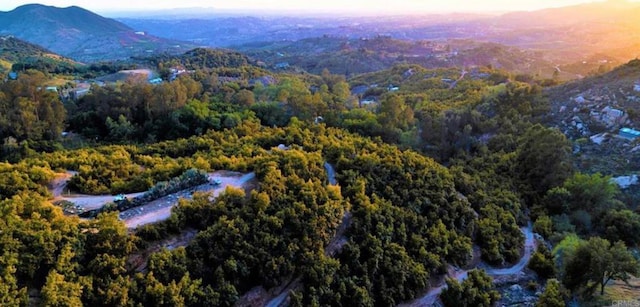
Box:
[0,0,632,14]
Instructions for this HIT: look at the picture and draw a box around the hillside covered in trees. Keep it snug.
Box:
[1,43,639,307]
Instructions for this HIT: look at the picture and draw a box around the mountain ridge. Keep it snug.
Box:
[0,4,192,62]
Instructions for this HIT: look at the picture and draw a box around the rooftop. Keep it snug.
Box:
[619,127,640,139]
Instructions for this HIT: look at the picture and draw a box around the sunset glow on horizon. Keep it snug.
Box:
[1,0,639,14]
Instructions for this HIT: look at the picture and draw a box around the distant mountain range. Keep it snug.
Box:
[0,4,194,62]
[119,0,640,68]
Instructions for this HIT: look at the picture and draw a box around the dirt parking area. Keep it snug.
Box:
[50,171,256,227]
[122,171,255,229]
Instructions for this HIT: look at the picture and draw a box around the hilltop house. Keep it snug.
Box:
[169,67,189,81]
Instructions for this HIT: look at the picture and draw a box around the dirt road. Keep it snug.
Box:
[483,223,535,275]
[324,162,337,185]
[49,171,76,197]
[265,279,301,307]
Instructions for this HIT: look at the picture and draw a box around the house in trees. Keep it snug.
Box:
[149,78,163,84]
[359,96,377,107]
[275,62,290,69]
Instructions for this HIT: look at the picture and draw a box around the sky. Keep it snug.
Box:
[0,0,634,15]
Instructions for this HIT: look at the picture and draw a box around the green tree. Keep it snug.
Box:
[105,115,136,141]
[477,204,523,264]
[563,237,639,296]
[0,252,28,307]
[516,124,572,204]
[232,89,255,107]
[552,233,582,275]
[542,187,571,215]
[600,209,640,246]
[533,215,553,239]
[82,213,136,306]
[250,102,290,127]
[148,247,190,284]
[528,244,556,279]
[441,269,500,307]
[536,279,566,307]
[378,94,414,140]
[563,173,619,214]
[40,270,83,307]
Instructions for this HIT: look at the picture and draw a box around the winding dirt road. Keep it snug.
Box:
[404,223,536,306]
[324,162,337,185]
[483,223,535,276]
[412,269,469,306]
[263,162,343,307]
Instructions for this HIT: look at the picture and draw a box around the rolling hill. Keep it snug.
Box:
[0,35,79,74]
[0,4,194,62]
